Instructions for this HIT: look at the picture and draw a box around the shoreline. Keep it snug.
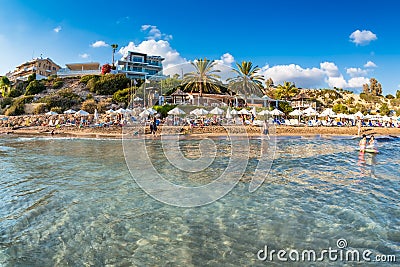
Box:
[2,125,400,139]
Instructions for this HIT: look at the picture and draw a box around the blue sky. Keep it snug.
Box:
[1,0,400,94]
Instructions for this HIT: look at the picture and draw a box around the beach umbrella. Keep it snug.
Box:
[354,111,364,119]
[75,110,89,116]
[303,107,318,116]
[45,111,58,115]
[335,113,347,119]
[226,107,232,119]
[251,106,257,117]
[289,109,303,116]
[147,108,157,115]
[125,108,132,114]
[133,96,143,101]
[116,108,127,114]
[168,107,186,115]
[190,108,208,116]
[94,109,99,121]
[238,108,250,115]
[106,109,116,114]
[139,109,151,117]
[257,110,270,116]
[230,109,239,115]
[270,108,284,116]
[209,107,224,115]
[64,109,76,114]
[319,108,336,117]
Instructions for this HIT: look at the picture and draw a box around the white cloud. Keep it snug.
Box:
[364,61,377,68]
[326,76,348,88]
[349,30,377,45]
[320,62,340,77]
[53,26,62,33]
[347,77,369,88]
[91,40,109,48]
[217,53,235,66]
[79,53,90,59]
[346,67,368,77]
[261,64,326,88]
[141,25,172,41]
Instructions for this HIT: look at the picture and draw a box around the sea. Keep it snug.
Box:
[0,134,398,266]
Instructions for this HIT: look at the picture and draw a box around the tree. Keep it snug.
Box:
[275,81,299,100]
[379,103,390,116]
[0,76,11,97]
[265,77,274,89]
[396,90,400,99]
[363,78,382,96]
[101,64,112,75]
[161,75,182,95]
[25,80,46,95]
[111,44,118,68]
[278,101,293,115]
[183,58,221,105]
[227,61,264,101]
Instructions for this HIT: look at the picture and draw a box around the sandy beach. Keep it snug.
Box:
[3,125,400,138]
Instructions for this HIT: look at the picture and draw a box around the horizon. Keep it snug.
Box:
[1,0,400,95]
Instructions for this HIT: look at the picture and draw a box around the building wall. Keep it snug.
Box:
[8,58,61,82]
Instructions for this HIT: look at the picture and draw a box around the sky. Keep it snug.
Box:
[1,0,400,94]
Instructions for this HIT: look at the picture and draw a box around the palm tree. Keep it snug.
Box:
[111,44,118,68]
[183,58,221,105]
[275,81,299,101]
[227,61,264,103]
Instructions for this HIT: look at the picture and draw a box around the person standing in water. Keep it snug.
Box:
[368,135,377,149]
[359,134,367,152]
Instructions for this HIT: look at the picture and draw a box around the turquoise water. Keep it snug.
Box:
[0,135,399,266]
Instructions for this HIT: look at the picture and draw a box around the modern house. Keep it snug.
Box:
[117,51,164,80]
[6,57,61,82]
[57,62,101,77]
[290,92,316,109]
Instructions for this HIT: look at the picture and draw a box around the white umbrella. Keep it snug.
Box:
[319,108,336,117]
[303,107,318,116]
[257,110,270,116]
[251,106,257,117]
[270,108,284,116]
[75,110,89,116]
[125,108,132,114]
[45,111,58,115]
[168,107,186,115]
[354,111,364,119]
[230,109,238,115]
[190,108,209,116]
[209,107,224,115]
[116,108,127,114]
[289,109,303,116]
[94,109,99,121]
[106,109,116,114]
[335,113,347,119]
[133,97,143,101]
[147,108,157,115]
[64,109,76,114]
[238,108,250,115]
[226,107,232,119]
[139,109,151,117]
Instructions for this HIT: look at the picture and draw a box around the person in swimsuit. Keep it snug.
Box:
[359,134,367,152]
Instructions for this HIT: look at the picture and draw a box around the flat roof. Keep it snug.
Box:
[65,62,100,71]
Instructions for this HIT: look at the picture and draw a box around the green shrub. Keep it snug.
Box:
[33,104,47,115]
[80,75,100,84]
[52,80,64,89]
[113,88,131,104]
[86,93,93,100]
[385,94,395,99]
[93,74,130,95]
[37,88,82,110]
[332,103,348,114]
[1,97,13,109]
[7,88,24,98]
[50,106,63,113]
[5,96,34,116]
[153,104,176,118]
[25,80,46,95]
[81,99,97,113]
[86,78,98,92]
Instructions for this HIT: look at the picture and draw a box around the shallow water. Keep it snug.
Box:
[0,135,399,266]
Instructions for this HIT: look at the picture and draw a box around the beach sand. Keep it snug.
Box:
[2,125,400,138]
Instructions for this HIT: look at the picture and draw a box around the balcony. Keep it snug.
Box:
[57,69,101,77]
